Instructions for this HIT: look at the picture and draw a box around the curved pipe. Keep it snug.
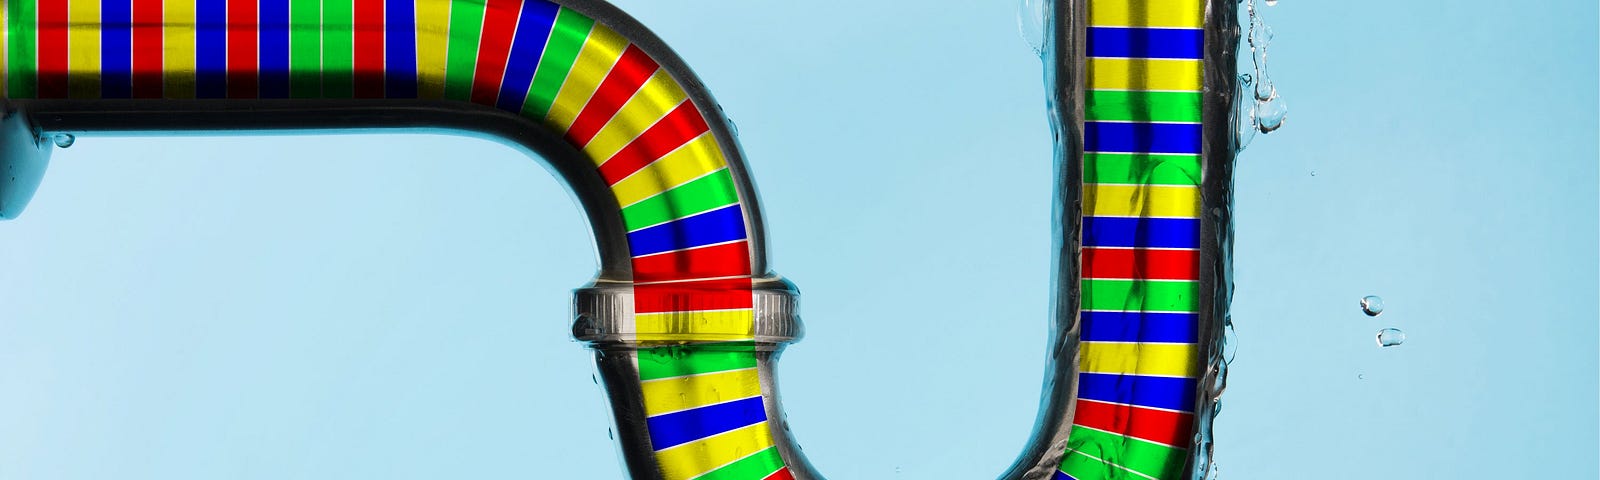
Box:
[0,1,1238,479]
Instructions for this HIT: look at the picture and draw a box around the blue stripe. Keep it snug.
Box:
[260,0,291,98]
[1077,372,1196,412]
[495,0,559,112]
[100,0,132,98]
[195,0,228,99]
[627,204,748,257]
[1081,311,1199,343]
[1084,122,1201,154]
[1054,470,1074,480]
[384,0,418,97]
[1082,217,1198,249]
[645,396,767,451]
[1087,27,1203,59]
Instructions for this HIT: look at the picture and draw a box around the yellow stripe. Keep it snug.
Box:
[163,0,197,98]
[68,0,102,99]
[1,0,8,97]
[611,133,726,206]
[1083,184,1199,218]
[655,421,775,480]
[634,309,755,342]
[415,0,450,99]
[545,23,627,131]
[1088,0,1204,28]
[580,69,688,160]
[640,368,763,417]
[1087,58,1201,91]
[1079,341,1199,378]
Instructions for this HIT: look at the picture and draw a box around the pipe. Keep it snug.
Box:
[0,1,1238,479]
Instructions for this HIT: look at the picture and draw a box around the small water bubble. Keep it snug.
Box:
[1017,0,1048,56]
[1360,295,1384,316]
[51,133,74,148]
[1357,373,1365,380]
[1376,328,1406,347]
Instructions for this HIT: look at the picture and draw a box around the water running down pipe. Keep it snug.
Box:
[0,0,1237,479]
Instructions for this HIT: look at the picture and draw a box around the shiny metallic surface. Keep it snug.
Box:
[1192,0,1242,477]
[573,276,802,345]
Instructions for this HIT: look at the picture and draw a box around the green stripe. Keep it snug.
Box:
[443,0,486,101]
[1085,90,1201,123]
[320,0,353,98]
[288,0,322,98]
[1058,451,1120,480]
[522,7,593,118]
[637,342,758,381]
[696,446,785,480]
[620,169,740,231]
[1061,426,1186,480]
[1081,279,1198,312]
[1084,153,1200,186]
[7,0,37,98]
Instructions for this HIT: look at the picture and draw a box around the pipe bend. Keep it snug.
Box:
[0,1,1234,479]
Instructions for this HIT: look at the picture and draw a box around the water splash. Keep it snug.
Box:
[1235,0,1287,151]
[1376,328,1407,347]
[1016,0,1048,57]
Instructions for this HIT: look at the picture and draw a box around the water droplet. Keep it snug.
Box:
[1236,0,1287,148]
[591,374,599,384]
[1360,295,1384,316]
[607,428,614,440]
[52,133,74,148]
[1017,0,1048,56]
[1357,373,1365,379]
[1265,0,1278,5]
[1376,328,1406,347]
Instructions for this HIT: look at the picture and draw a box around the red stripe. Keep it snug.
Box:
[352,0,385,98]
[36,1,68,98]
[632,241,753,283]
[1081,247,1198,281]
[226,0,258,98]
[563,45,658,146]
[468,0,521,105]
[1072,399,1194,448]
[762,467,795,480]
[131,0,164,98]
[633,277,753,314]
[597,101,709,184]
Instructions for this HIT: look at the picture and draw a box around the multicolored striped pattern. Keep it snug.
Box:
[0,1,777,478]
[1058,0,1204,479]
[639,343,794,480]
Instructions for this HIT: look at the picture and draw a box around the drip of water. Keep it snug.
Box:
[1236,0,1287,151]
[1376,328,1407,347]
[51,134,74,149]
[1361,295,1385,316]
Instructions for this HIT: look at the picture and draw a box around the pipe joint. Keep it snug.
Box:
[572,276,803,347]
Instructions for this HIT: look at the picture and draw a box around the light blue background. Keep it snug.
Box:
[1,1,1595,478]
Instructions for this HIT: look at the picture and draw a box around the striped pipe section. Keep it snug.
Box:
[638,342,793,480]
[1058,0,1204,480]
[0,2,777,478]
